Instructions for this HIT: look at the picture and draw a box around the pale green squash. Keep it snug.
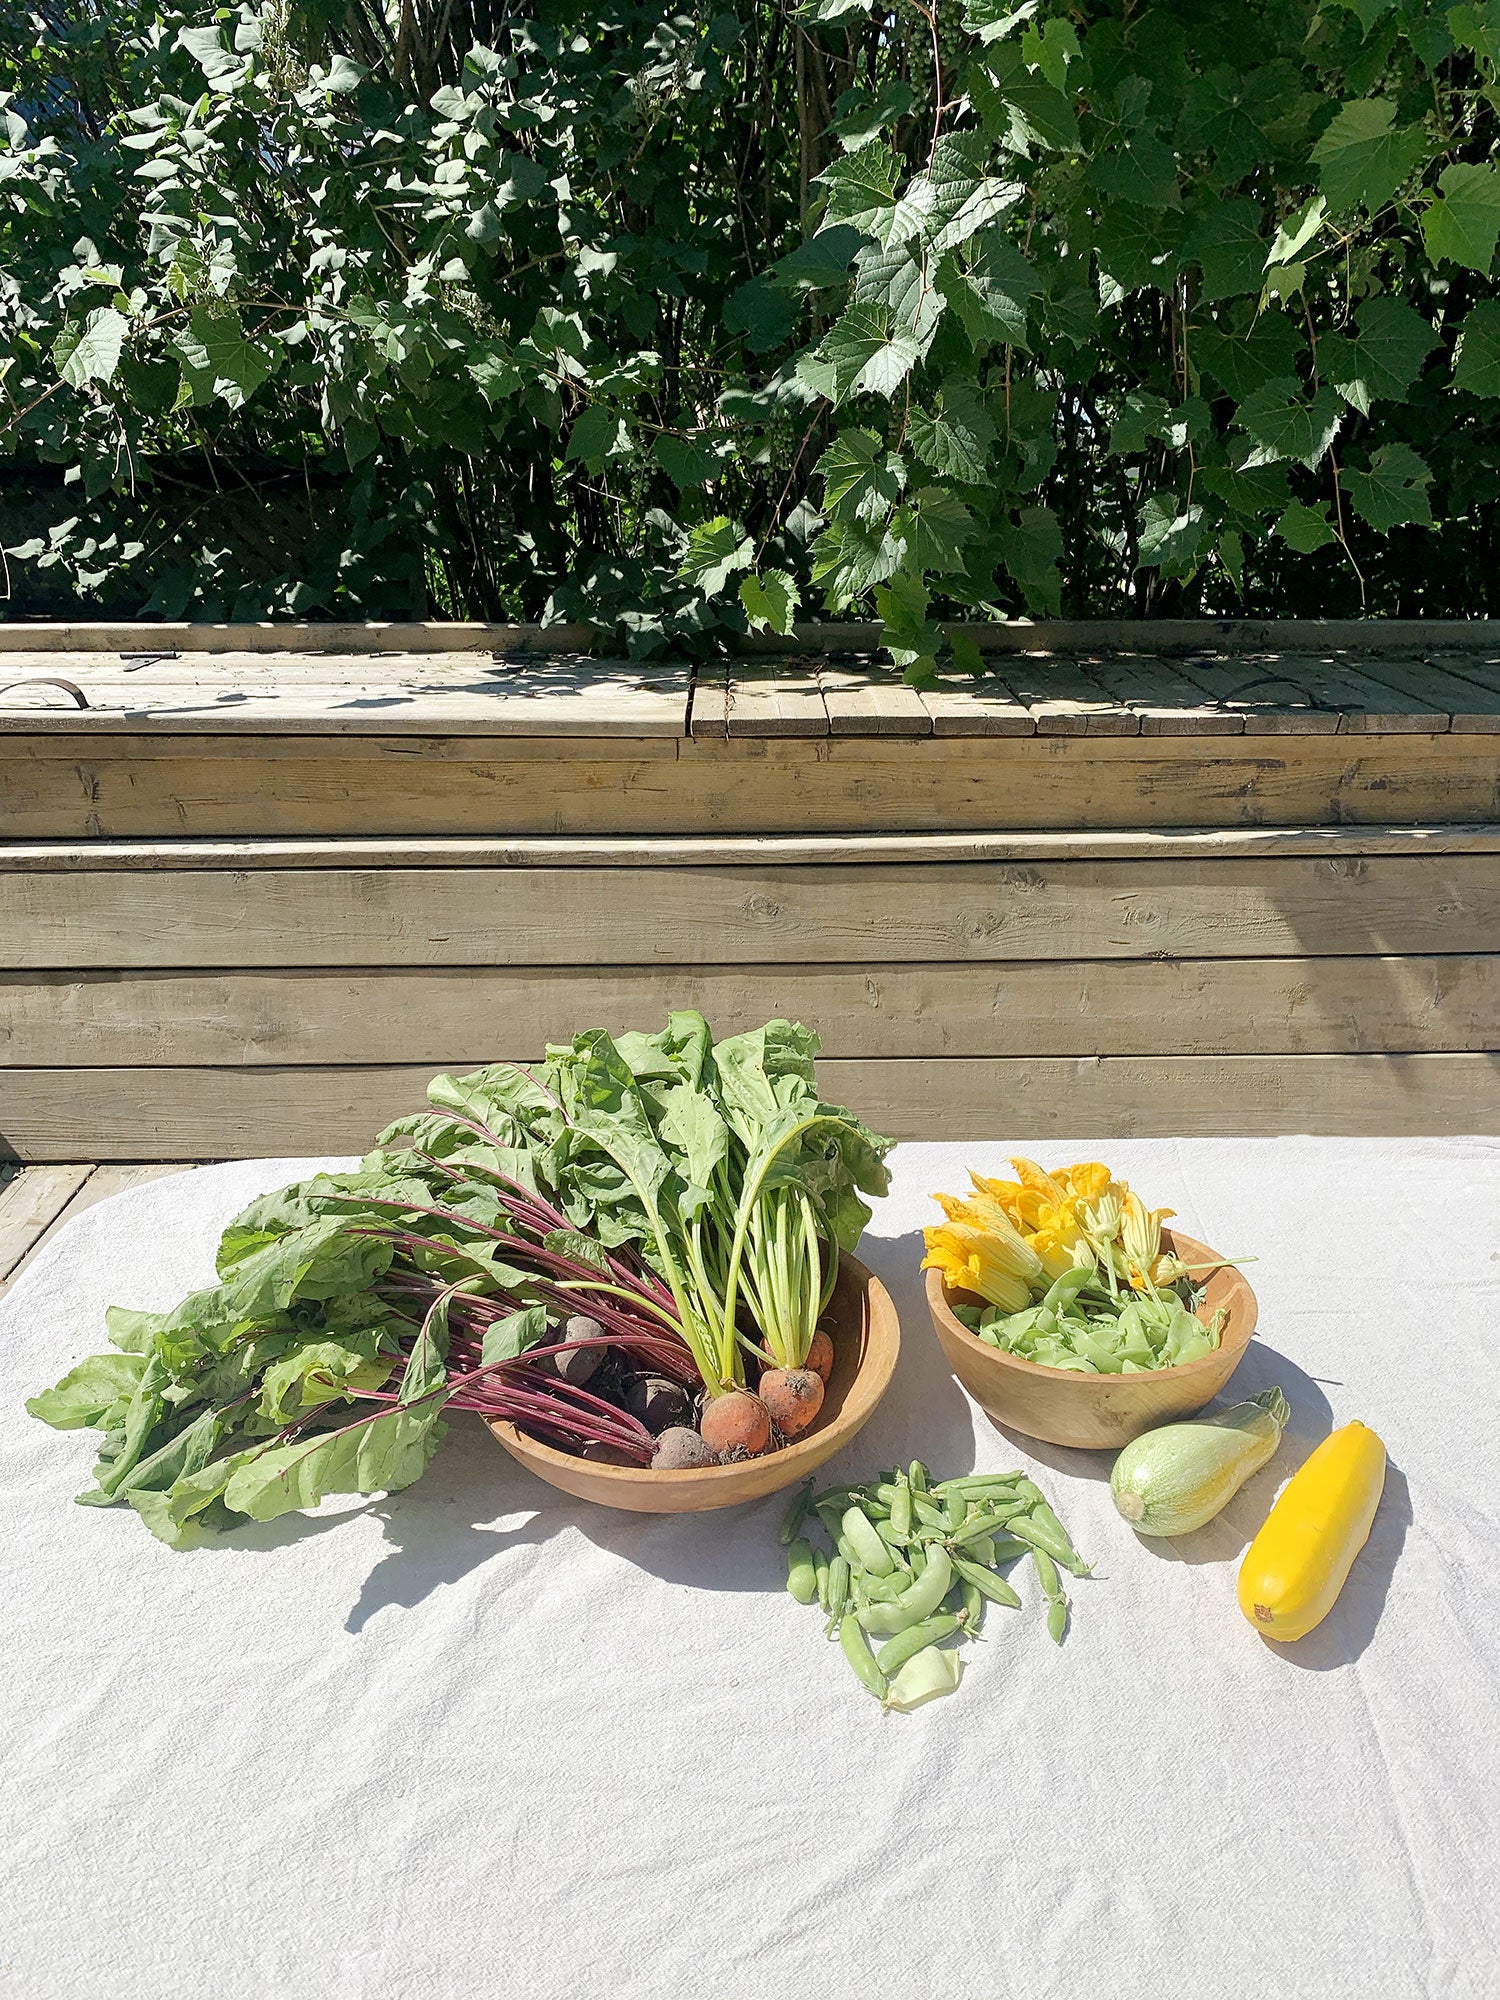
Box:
[1110,1388,1290,1537]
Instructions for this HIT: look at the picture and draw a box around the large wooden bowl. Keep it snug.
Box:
[486,1251,900,1512]
[925,1229,1257,1450]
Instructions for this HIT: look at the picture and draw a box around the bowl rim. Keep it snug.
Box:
[925,1226,1257,1388]
[487,1249,900,1487]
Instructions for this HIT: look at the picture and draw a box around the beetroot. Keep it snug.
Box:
[758,1366,824,1437]
[653,1426,716,1470]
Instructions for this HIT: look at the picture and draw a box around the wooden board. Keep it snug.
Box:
[5,731,1499,837]
[0,1163,197,1292]
[0,623,597,655]
[0,1163,95,1284]
[6,825,1498,869]
[818,665,931,736]
[0,655,693,736]
[6,856,1497,967]
[4,957,1494,1065]
[3,1055,1496,1159]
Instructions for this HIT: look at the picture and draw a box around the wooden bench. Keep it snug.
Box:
[2,619,1498,1158]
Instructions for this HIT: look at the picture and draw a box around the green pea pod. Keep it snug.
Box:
[861,1571,906,1603]
[839,1613,888,1700]
[907,1540,928,1579]
[816,1500,848,1544]
[874,1516,909,1551]
[988,1535,1029,1565]
[912,1496,948,1530]
[1029,1500,1090,1575]
[944,1492,970,1530]
[1032,1547,1069,1642]
[858,1546,952,1636]
[1041,1265,1095,1314]
[949,1508,1010,1548]
[842,1505,895,1576]
[964,1532,996,1566]
[779,1476,815,1546]
[785,1537,818,1604]
[908,1459,930,1494]
[873,1483,901,1508]
[950,1552,1022,1608]
[1012,1509,1091,1577]
[960,1579,984,1632]
[825,1554,850,1630]
[814,1547,831,1612]
[889,1475,912,1542]
[875,1612,963,1676]
[933,1474,1024,1498]
[883,1644,961,1711]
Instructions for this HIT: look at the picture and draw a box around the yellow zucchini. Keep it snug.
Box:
[1237,1421,1386,1643]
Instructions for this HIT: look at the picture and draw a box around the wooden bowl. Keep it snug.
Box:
[485,1251,900,1512]
[925,1229,1257,1450]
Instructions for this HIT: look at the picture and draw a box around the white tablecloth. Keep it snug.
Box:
[4,1138,1498,2000]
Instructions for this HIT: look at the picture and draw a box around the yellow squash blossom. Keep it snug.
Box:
[967,1172,1040,1232]
[1119,1190,1178,1291]
[1063,1162,1128,1249]
[921,1223,1033,1312]
[1025,1196,1097,1281]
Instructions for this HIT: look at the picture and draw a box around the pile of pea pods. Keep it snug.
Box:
[781,1462,1091,1710]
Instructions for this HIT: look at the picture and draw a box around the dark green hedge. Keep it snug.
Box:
[3,1,1499,664]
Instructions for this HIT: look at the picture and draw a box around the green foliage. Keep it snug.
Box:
[4,0,1500,658]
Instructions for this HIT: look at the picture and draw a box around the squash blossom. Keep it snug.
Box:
[922,1194,1040,1311]
[1118,1191,1180,1291]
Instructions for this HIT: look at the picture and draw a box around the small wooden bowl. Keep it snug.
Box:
[925,1229,1257,1450]
[486,1251,900,1513]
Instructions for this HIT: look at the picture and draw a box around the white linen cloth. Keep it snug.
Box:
[3,1138,1498,2000]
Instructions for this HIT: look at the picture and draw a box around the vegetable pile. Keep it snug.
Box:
[924,1157,1231,1374]
[780,1462,1089,1711]
[27,1014,891,1545]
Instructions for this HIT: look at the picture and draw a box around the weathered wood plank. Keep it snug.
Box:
[0,655,693,736]
[1079,653,1245,736]
[994,653,1142,736]
[4,1055,1496,1159]
[916,672,1036,736]
[4,957,1494,1066]
[0,1164,95,1283]
[1,1164,198,1289]
[8,617,1500,659]
[0,624,598,655]
[4,731,1498,837]
[1349,653,1500,731]
[818,665,932,736]
[5,825,1499,869]
[4,856,1497,967]
[725,662,829,737]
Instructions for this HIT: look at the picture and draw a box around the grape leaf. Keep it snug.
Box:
[1322,295,1438,412]
[815,146,903,246]
[906,387,997,482]
[1421,163,1500,274]
[804,300,924,402]
[1453,301,1500,397]
[1184,200,1267,301]
[1276,501,1338,551]
[739,570,801,634]
[1341,443,1434,530]
[171,306,276,410]
[1232,378,1343,468]
[1310,99,1427,215]
[676,517,753,595]
[815,428,907,522]
[54,306,129,388]
[995,504,1063,612]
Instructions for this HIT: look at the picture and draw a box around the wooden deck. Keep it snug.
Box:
[3,619,1498,1155]
[0,1163,198,1296]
